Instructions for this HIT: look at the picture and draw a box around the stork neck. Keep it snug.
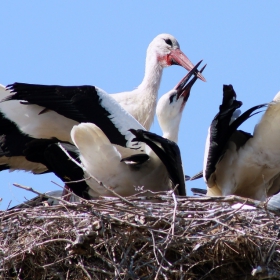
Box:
[133,53,164,130]
[138,53,163,96]
[162,125,179,143]
[159,112,182,143]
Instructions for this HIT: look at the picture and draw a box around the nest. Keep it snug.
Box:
[1,192,280,280]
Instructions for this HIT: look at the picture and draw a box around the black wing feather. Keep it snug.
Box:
[24,139,91,200]
[130,129,186,196]
[191,188,207,196]
[205,84,267,181]
[205,85,242,181]
[121,154,150,165]
[0,111,37,157]
[190,170,203,181]
[6,83,128,147]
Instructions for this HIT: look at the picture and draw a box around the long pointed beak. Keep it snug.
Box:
[169,48,206,82]
[176,63,207,102]
[174,60,202,91]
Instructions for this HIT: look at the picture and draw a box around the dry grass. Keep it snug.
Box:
[1,191,280,280]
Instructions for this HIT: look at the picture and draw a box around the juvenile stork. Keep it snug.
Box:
[70,63,206,197]
[1,33,205,141]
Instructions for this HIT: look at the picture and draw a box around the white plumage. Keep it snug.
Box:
[72,123,170,197]
[0,34,205,143]
[71,65,204,197]
[206,89,280,201]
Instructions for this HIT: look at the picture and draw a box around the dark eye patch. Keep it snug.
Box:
[164,38,172,47]
[169,94,176,103]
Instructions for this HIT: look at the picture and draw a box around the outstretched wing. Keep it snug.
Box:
[5,83,145,150]
[24,139,91,199]
[204,84,266,182]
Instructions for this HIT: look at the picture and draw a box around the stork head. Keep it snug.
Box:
[147,34,206,82]
[156,61,206,142]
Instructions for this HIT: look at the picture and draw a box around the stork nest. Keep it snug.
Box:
[1,191,280,280]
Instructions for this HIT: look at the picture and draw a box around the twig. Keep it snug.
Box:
[2,193,280,279]
[78,260,93,280]
[63,177,91,184]
[58,142,139,207]
[170,189,178,237]
[12,183,73,206]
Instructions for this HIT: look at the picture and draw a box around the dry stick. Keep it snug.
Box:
[2,196,280,278]
[4,238,74,262]
[61,177,92,184]
[94,193,263,207]
[154,189,179,277]
[130,242,149,269]
[50,180,75,201]
[13,183,74,206]
[183,195,264,208]
[84,266,115,276]
[42,255,73,268]
[78,260,93,280]
[155,189,178,278]
[250,241,278,278]
[13,183,43,196]
[149,230,160,268]
[170,189,178,237]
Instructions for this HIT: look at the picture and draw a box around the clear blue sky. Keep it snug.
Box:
[1,1,280,209]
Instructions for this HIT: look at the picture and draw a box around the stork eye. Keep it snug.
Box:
[169,94,176,103]
[164,38,173,47]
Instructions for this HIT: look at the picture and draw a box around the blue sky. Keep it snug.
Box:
[1,2,280,209]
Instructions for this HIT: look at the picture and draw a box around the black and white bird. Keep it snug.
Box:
[0,112,47,174]
[129,129,186,195]
[1,33,205,144]
[200,84,280,201]
[0,61,204,199]
[23,140,92,199]
[0,114,91,199]
[70,63,206,197]
[0,34,204,194]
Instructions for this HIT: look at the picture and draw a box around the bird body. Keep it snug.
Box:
[2,34,205,141]
[204,85,280,201]
[0,110,48,173]
[0,33,205,199]
[0,67,196,199]
[0,88,78,142]
[71,123,170,197]
[0,155,46,174]
[71,63,205,197]
[6,63,201,198]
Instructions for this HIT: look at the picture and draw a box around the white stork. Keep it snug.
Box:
[0,112,47,174]
[0,114,92,199]
[1,33,205,143]
[0,34,205,193]
[0,62,204,199]
[70,63,206,197]
[202,84,280,201]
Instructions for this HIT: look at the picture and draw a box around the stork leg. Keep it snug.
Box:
[61,184,72,201]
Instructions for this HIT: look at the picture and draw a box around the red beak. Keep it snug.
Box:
[176,62,207,102]
[169,48,206,82]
